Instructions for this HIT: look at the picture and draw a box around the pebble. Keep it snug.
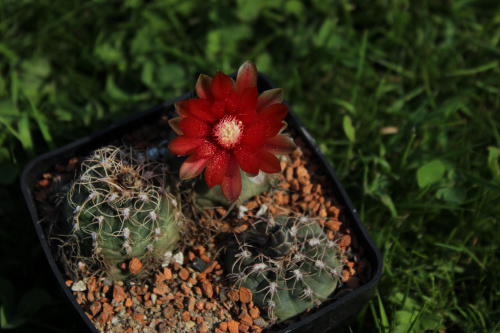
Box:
[113,284,127,302]
[228,319,239,333]
[178,268,189,280]
[198,322,209,333]
[89,301,101,316]
[187,297,196,312]
[227,289,239,302]
[219,321,228,331]
[249,307,260,319]
[181,311,191,321]
[239,313,253,326]
[71,280,87,292]
[239,323,250,332]
[162,251,173,267]
[253,317,267,328]
[196,301,205,310]
[163,267,173,279]
[239,287,252,303]
[340,235,352,247]
[173,252,184,264]
[201,281,213,298]
[153,284,169,295]
[163,306,175,318]
[192,257,206,272]
[128,257,143,274]
[219,290,227,302]
[256,204,268,216]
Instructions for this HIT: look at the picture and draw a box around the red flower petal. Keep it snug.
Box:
[236,61,257,94]
[241,125,266,146]
[220,153,242,202]
[175,100,191,117]
[178,116,212,137]
[204,149,229,188]
[169,136,206,156]
[194,140,218,159]
[179,154,211,180]
[263,135,297,155]
[244,118,284,139]
[211,100,226,119]
[236,87,258,123]
[190,99,217,124]
[233,145,260,174]
[168,117,183,135]
[258,150,281,174]
[240,87,258,109]
[238,111,257,125]
[212,71,234,100]
[256,88,284,113]
[258,103,289,123]
[224,90,240,115]
[195,74,214,100]
[244,103,289,138]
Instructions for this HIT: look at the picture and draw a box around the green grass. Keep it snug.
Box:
[1,0,499,332]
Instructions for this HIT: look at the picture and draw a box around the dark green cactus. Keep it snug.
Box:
[62,146,182,278]
[224,216,344,322]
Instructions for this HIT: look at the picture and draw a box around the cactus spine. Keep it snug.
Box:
[63,146,182,277]
[224,216,344,322]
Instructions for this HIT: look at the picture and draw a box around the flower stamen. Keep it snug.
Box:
[213,115,244,149]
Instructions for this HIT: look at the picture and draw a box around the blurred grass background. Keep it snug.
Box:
[1,0,499,332]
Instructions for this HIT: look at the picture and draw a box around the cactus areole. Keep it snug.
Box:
[62,146,182,278]
[224,216,344,322]
[168,60,297,203]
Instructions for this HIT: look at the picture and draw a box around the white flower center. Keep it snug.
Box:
[213,115,244,149]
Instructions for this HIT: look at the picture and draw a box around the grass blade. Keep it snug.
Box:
[447,60,499,77]
[28,97,55,151]
[377,293,390,333]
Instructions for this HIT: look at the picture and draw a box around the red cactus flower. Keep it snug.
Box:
[168,61,296,202]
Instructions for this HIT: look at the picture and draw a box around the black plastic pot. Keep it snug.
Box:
[21,73,383,333]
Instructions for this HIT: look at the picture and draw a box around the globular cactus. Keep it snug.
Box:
[224,216,344,322]
[194,170,279,208]
[62,145,182,278]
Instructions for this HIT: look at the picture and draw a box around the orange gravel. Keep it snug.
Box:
[35,122,371,332]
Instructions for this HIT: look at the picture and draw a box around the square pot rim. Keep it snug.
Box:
[21,72,383,333]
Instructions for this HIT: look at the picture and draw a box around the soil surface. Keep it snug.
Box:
[33,114,372,333]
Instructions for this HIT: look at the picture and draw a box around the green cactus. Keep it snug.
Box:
[224,216,344,322]
[195,170,279,208]
[62,145,182,278]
